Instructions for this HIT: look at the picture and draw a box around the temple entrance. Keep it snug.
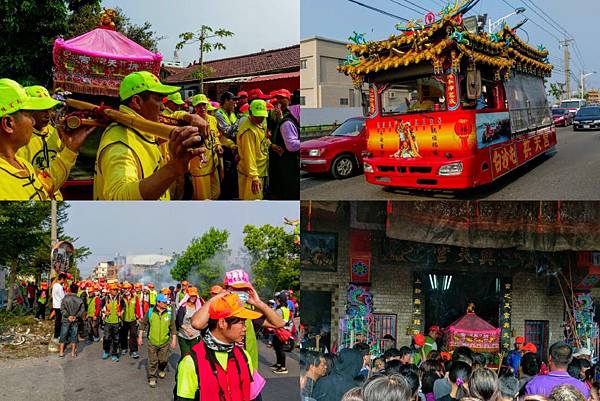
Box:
[421,271,502,330]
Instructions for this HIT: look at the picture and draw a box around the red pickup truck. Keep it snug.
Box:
[300,117,367,179]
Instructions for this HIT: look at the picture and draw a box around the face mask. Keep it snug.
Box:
[233,291,249,304]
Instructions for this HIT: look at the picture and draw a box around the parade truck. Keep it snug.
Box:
[338,0,555,190]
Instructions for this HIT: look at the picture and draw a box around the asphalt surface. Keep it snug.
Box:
[301,125,600,200]
[0,336,299,401]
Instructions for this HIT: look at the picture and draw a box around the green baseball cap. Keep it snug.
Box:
[191,93,210,107]
[166,92,185,105]
[24,85,61,110]
[119,71,181,101]
[249,99,268,117]
[0,79,57,117]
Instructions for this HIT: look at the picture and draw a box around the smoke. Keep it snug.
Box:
[118,260,177,290]
[185,250,238,293]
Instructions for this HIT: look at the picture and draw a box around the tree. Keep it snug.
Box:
[0,202,51,311]
[176,25,234,92]
[0,1,161,86]
[0,0,69,86]
[171,228,230,292]
[67,5,162,52]
[243,224,299,300]
[549,82,566,101]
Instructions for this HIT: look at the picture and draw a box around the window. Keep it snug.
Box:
[300,59,307,69]
[300,96,306,105]
[340,98,349,105]
[381,76,447,115]
[504,72,552,132]
[374,313,398,349]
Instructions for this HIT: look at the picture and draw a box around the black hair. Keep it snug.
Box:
[521,352,541,376]
[453,346,474,361]
[427,350,440,361]
[385,359,404,375]
[449,361,472,384]
[398,367,420,397]
[384,348,401,361]
[498,371,519,399]
[550,341,573,368]
[354,342,371,357]
[58,273,67,280]
[567,358,582,379]
[363,374,412,401]
[468,367,500,401]
[69,283,79,294]
[422,372,438,394]
[176,283,182,289]
[420,359,443,376]
[300,350,323,374]
[399,346,413,359]
[291,89,300,106]
[472,353,487,369]
[323,353,336,375]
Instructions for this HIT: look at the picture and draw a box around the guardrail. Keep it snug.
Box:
[300,124,340,141]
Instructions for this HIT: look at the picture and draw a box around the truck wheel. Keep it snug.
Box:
[331,155,355,179]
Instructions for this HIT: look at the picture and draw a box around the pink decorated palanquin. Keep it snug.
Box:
[446,311,500,352]
[53,26,162,97]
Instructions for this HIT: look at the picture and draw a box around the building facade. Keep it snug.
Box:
[300,36,362,109]
[300,201,600,358]
[162,45,299,101]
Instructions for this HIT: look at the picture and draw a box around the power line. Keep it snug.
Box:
[499,0,561,42]
[347,0,409,21]
[521,0,570,37]
[388,0,428,15]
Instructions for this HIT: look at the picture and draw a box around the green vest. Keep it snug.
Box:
[245,315,258,370]
[149,290,157,305]
[148,308,172,346]
[105,297,120,324]
[87,295,97,317]
[37,291,47,305]
[177,291,185,304]
[216,108,237,126]
[123,296,137,322]
[281,306,290,322]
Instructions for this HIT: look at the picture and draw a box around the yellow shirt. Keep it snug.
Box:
[237,117,270,180]
[0,156,49,200]
[16,124,74,200]
[189,114,221,176]
[93,105,169,200]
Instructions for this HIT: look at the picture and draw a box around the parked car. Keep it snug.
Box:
[300,117,366,179]
[551,108,573,126]
[573,106,600,130]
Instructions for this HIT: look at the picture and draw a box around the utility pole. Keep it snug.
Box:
[49,200,57,285]
[560,38,574,99]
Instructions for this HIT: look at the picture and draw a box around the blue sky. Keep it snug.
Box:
[63,202,299,276]
[102,0,300,66]
[301,0,600,91]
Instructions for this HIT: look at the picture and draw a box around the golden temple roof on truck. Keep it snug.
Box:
[338,12,552,79]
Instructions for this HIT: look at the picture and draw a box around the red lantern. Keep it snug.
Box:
[454,119,472,148]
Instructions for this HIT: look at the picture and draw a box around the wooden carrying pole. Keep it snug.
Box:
[65,98,175,141]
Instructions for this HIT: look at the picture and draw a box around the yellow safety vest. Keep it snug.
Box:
[216,108,237,126]
[93,105,169,200]
[0,156,49,200]
[237,117,270,179]
[189,114,220,176]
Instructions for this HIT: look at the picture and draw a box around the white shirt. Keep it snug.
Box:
[52,282,65,309]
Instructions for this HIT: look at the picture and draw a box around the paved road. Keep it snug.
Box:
[301,125,600,200]
[0,337,298,401]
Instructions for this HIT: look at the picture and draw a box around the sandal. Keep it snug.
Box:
[58,353,65,358]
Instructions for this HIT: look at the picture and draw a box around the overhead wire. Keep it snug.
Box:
[347,0,410,21]
[388,0,428,14]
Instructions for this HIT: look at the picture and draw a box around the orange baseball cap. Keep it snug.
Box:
[122,282,132,289]
[522,342,537,353]
[414,333,425,347]
[187,286,199,297]
[147,283,154,289]
[161,288,171,295]
[108,283,118,290]
[515,336,525,344]
[209,294,262,320]
[181,280,189,286]
[210,285,224,295]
